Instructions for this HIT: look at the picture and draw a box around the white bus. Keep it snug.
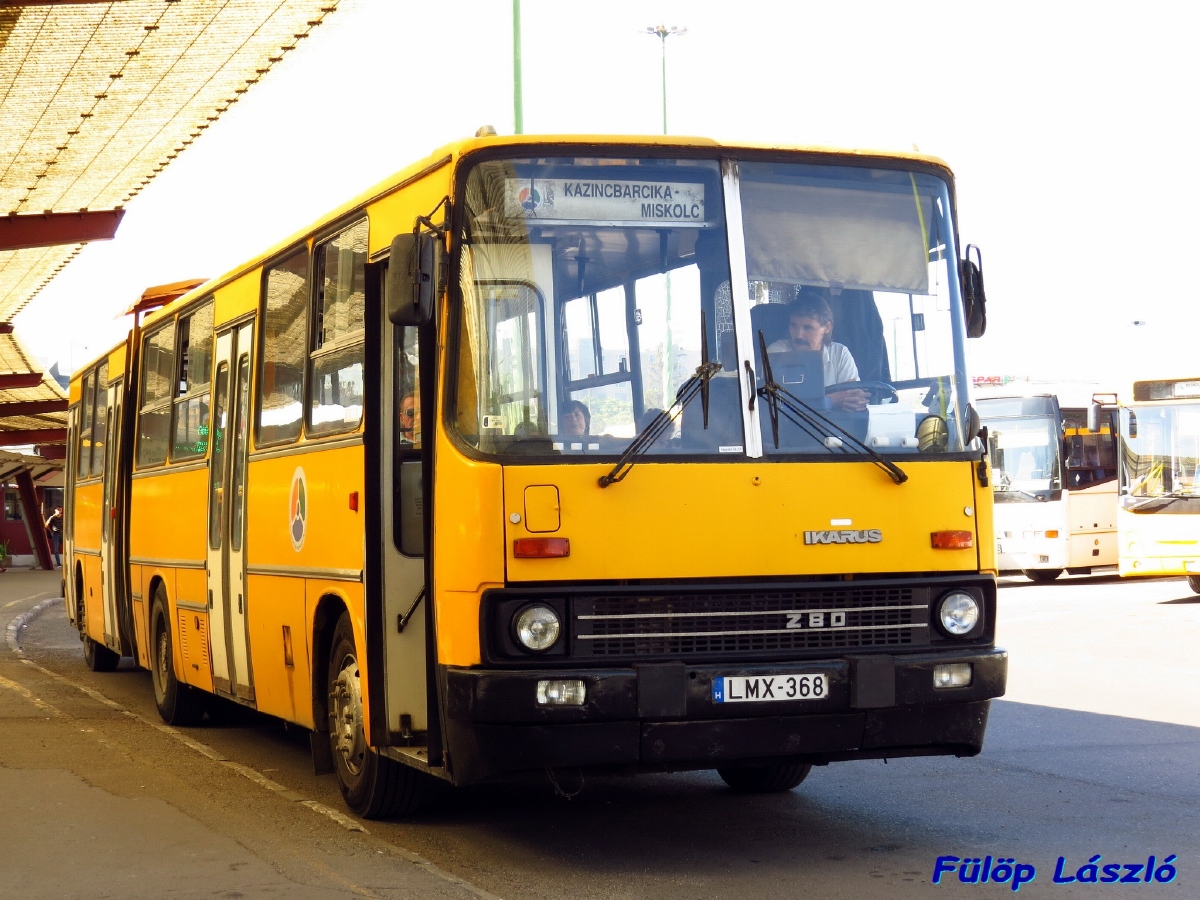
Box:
[977,386,1118,581]
[1110,377,1200,592]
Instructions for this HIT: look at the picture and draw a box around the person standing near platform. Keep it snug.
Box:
[44,506,62,568]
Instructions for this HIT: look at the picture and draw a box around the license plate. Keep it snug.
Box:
[712,673,829,704]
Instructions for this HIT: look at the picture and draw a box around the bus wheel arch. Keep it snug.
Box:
[324,607,429,819]
[149,581,205,726]
[72,562,85,629]
[77,564,119,672]
[310,594,349,738]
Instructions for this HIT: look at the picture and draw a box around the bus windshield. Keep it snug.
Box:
[453,153,971,461]
[978,397,1063,501]
[1120,404,1200,511]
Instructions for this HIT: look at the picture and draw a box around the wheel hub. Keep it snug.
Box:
[330,657,366,775]
[156,628,169,692]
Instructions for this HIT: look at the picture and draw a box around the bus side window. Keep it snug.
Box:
[309,218,367,437]
[78,370,95,478]
[257,247,309,446]
[138,322,176,467]
[91,362,108,477]
[170,300,214,461]
[397,325,424,556]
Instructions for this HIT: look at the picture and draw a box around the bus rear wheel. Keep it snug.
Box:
[83,635,120,672]
[1188,575,1200,595]
[327,611,429,819]
[78,595,120,672]
[1022,568,1063,583]
[716,762,812,793]
[150,590,205,726]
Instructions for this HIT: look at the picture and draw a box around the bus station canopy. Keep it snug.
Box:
[0,446,62,487]
[0,0,346,449]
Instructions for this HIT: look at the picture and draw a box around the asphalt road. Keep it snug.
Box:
[3,570,1198,899]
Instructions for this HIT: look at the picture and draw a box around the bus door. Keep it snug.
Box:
[380,312,429,744]
[64,404,79,625]
[207,322,255,703]
[99,377,125,653]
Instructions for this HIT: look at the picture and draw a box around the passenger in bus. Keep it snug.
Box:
[767,287,869,412]
[559,399,591,436]
[399,392,421,446]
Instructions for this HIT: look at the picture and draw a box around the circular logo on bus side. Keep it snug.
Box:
[289,467,307,551]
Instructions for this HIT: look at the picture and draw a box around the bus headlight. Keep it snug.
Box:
[938,591,980,636]
[514,604,561,652]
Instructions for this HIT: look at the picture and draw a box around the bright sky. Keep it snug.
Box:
[17,0,1199,389]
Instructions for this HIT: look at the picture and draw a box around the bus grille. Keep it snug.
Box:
[573,586,928,658]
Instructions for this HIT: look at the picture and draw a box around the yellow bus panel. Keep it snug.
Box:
[130,468,208,563]
[244,573,313,726]
[213,268,260,327]
[503,460,983,581]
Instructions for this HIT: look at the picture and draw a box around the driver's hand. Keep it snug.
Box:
[828,388,869,412]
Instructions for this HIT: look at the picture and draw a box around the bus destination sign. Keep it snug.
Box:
[505,178,707,225]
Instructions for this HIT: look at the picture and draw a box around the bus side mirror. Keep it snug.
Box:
[387,231,440,326]
[961,245,987,338]
[1087,401,1101,434]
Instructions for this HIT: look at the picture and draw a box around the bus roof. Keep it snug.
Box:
[975,380,1111,410]
[124,131,956,346]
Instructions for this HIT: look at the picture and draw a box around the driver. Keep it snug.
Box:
[767,287,869,412]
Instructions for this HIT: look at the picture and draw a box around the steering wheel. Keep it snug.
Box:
[825,381,899,405]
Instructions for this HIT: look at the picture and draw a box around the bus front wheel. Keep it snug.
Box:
[150,590,206,726]
[327,611,428,819]
[1188,575,1200,595]
[716,762,812,793]
[1022,568,1063,583]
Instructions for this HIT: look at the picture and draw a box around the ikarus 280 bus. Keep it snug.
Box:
[65,132,1007,818]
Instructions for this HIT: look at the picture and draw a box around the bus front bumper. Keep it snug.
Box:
[441,648,1007,784]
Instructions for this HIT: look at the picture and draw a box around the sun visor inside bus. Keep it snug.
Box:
[740,182,930,294]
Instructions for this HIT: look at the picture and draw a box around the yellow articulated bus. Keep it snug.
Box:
[1107,377,1200,591]
[65,133,1006,818]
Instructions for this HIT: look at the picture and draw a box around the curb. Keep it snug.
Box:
[5,594,64,657]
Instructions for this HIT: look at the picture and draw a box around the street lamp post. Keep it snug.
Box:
[644,24,686,135]
[645,25,685,406]
[513,0,524,134]
[648,24,686,408]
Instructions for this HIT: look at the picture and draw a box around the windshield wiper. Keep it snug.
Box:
[756,332,907,485]
[600,313,720,488]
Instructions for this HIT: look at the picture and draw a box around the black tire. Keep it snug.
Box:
[150,589,206,726]
[717,762,812,793]
[1022,568,1063,583]
[327,611,429,818]
[1188,575,1200,595]
[83,635,120,672]
[78,593,120,672]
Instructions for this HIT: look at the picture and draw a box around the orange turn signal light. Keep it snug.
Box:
[1045,530,1059,539]
[513,537,571,558]
[931,530,974,549]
